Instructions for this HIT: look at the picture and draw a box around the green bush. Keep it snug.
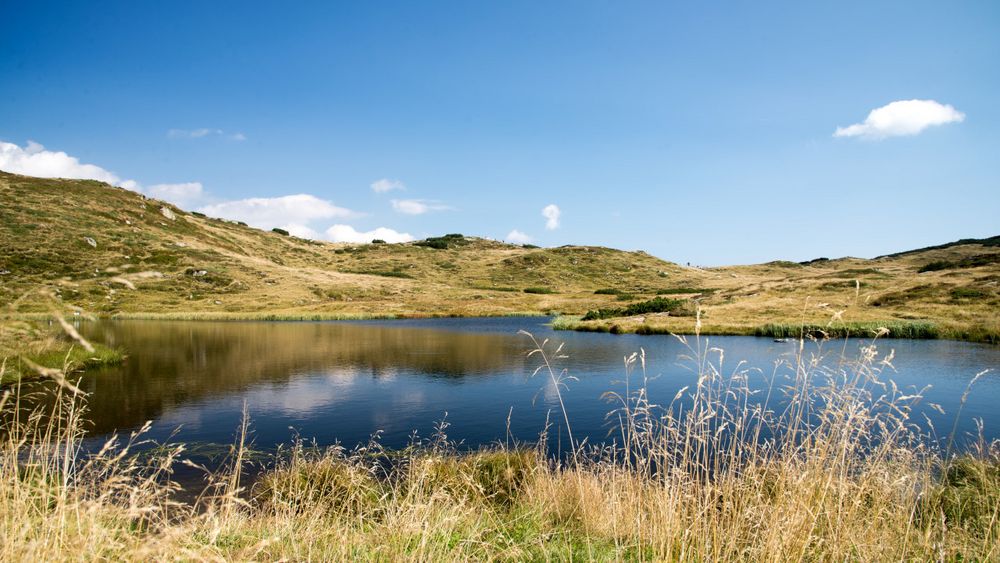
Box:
[594,288,625,295]
[582,297,690,321]
[415,239,449,250]
[523,287,555,294]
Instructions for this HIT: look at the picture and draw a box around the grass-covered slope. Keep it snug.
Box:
[2,171,998,341]
[0,171,692,318]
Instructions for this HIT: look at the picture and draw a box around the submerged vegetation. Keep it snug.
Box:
[1,310,997,560]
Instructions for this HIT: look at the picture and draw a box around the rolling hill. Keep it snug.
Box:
[2,171,998,342]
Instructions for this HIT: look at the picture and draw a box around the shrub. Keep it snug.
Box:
[655,287,714,295]
[582,296,690,321]
[594,288,625,295]
[523,287,556,294]
[371,239,386,244]
[272,228,290,236]
[415,239,449,250]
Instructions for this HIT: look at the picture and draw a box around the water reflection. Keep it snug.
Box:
[78,320,532,435]
[43,317,999,454]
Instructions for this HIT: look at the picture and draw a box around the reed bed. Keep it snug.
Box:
[1,312,998,561]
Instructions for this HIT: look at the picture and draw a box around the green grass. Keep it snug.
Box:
[1,342,125,384]
[655,287,716,295]
[754,321,941,340]
[581,296,692,321]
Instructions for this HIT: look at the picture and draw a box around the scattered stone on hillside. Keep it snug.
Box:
[176,241,187,247]
[84,237,97,248]
[213,300,222,305]
[160,206,176,220]
[0,270,10,275]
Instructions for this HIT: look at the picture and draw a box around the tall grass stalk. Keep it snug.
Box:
[1,314,997,560]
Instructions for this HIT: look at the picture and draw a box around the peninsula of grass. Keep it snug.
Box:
[581,296,692,321]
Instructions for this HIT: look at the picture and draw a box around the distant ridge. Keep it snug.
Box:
[878,235,1000,259]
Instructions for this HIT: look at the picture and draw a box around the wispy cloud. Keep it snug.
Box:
[834,99,965,140]
[325,224,414,243]
[0,140,127,184]
[506,229,533,244]
[542,204,561,230]
[390,198,452,215]
[371,178,406,193]
[167,128,246,141]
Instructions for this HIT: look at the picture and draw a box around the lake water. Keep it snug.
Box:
[69,317,1000,458]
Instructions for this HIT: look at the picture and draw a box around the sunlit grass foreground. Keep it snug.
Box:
[1,314,998,561]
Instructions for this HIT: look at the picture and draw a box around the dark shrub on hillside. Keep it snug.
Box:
[582,297,690,321]
[415,239,449,249]
[523,287,555,294]
[272,228,290,236]
[594,288,625,295]
[371,239,386,244]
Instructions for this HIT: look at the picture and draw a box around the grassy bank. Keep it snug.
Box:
[105,310,549,322]
[0,317,125,384]
[2,325,997,560]
[554,315,1000,344]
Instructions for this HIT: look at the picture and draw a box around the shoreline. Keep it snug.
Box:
[5,310,998,345]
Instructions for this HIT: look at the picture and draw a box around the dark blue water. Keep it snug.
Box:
[69,317,1000,458]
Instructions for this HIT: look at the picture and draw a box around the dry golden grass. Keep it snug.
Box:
[2,315,997,561]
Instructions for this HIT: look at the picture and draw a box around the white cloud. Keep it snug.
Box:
[198,194,356,230]
[146,182,204,207]
[167,128,246,141]
[542,204,561,230]
[0,140,125,184]
[506,229,533,244]
[324,224,414,244]
[834,99,965,140]
[371,178,405,193]
[283,224,321,239]
[390,198,452,215]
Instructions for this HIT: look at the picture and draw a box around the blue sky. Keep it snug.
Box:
[1,1,997,264]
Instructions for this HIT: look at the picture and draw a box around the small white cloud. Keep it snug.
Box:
[390,199,452,215]
[0,139,128,184]
[198,194,356,230]
[542,204,561,230]
[506,229,533,244]
[146,182,204,207]
[325,224,414,244]
[167,128,246,141]
[371,178,405,193]
[834,99,965,140]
